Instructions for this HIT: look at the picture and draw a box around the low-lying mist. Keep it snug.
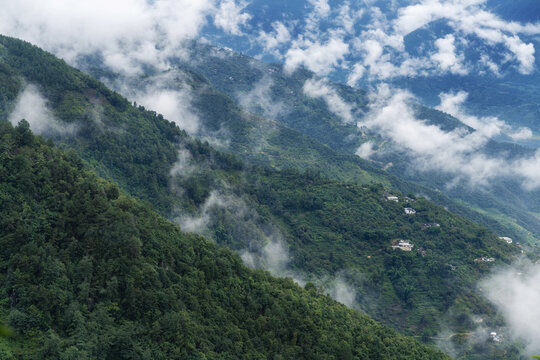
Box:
[8,84,77,136]
[481,259,540,354]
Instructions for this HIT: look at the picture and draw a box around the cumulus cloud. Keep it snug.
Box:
[479,54,501,76]
[334,3,364,35]
[350,36,430,81]
[509,127,533,141]
[3,0,538,86]
[308,0,331,18]
[357,85,540,189]
[436,90,532,140]
[8,84,77,136]
[284,37,349,75]
[504,35,535,74]
[347,62,366,87]
[481,261,540,354]
[303,78,355,123]
[214,0,252,35]
[395,0,538,74]
[431,34,468,75]
[341,0,540,81]
[0,0,251,75]
[257,21,292,55]
[514,150,540,191]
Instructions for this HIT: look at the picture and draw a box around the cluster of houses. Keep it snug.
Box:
[383,192,420,216]
[421,223,440,230]
[490,332,503,343]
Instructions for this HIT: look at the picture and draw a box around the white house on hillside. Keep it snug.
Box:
[392,240,414,251]
[499,237,513,244]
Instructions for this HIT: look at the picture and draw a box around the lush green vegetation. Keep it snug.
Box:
[175,143,520,340]
[0,120,450,359]
[0,35,529,358]
[176,42,540,247]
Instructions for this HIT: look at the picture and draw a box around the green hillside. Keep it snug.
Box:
[0,35,527,358]
[82,44,536,248]
[0,120,452,359]
[173,42,540,245]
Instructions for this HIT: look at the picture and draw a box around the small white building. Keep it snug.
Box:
[392,240,414,251]
[387,195,399,202]
[404,207,416,215]
[499,236,513,244]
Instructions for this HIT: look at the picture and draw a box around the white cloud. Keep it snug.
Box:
[359,85,540,189]
[236,76,287,119]
[303,78,354,123]
[284,37,349,75]
[479,54,501,76]
[346,0,540,79]
[514,150,540,191]
[8,84,76,136]
[504,35,535,74]
[351,37,430,80]
[112,71,200,135]
[334,2,364,35]
[326,276,357,308]
[169,148,195,177]
[0,0,251,75]
[308,0,331,18]
[257,21,292,54]
[509,127,533,141]
[482,262,540,354]
[347,62,366,87]
[175,191,232,233]
[214,0,252,35]
[431,34,468,75]
[436,91,533,139]
[356,141,376,159]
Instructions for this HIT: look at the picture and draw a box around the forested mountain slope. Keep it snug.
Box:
[76,41,536,248]
[0,35,526,358]
[0,121,451,359]
[170,42,540,245]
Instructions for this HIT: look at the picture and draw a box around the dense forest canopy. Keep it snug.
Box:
[0,120,450,359]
